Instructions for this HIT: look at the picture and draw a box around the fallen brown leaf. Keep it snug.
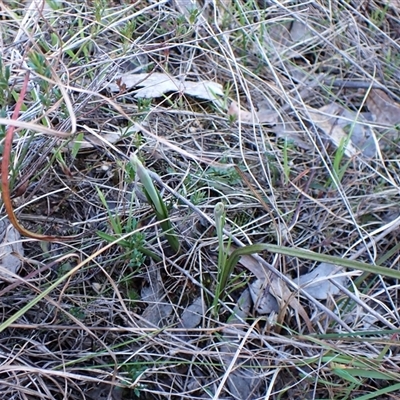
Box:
[0,219,24,280]
[366,89,400,126]
[228,101,278,124]
[269,277,314,333]
[307,104,358,156]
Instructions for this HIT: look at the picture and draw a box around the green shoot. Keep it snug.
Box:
[282,138,290,184]
[96,187,160,264]
[212,202,233,314]
[130,155,180,253]
[70,132,84,162]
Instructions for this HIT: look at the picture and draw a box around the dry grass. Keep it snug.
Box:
[1,0,400,399]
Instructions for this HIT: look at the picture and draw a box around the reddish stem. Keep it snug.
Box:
[1,72,77,242]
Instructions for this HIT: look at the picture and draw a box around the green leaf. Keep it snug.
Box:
[354,383,400,400]
[332,364,363,384]
[71,132,84,160]
[130,155,180,253]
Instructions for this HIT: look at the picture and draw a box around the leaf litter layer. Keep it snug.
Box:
[1,0,400,399]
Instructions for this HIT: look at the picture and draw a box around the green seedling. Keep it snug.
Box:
[176,14,189,37]
[94,0,107,22]
[28,52,52,80]
[0,57,10,99]
[282,138,291,184]
[213,202,232,314]
[137,98,152,112]
[204,160,243,192]
[96,187,159,264]
[130,155,180,253]
[331,137,349,183]
[188,7,200,24]
[370,2,390,28]
[70,132,84,162]
[27,52,53,103]
[54,148,69,174]
[119,19,137,39]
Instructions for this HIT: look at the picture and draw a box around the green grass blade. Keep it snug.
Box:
[96,186,122,234]
[226,243,400,280]
[264,244,400,280]
[354,383,400,400]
